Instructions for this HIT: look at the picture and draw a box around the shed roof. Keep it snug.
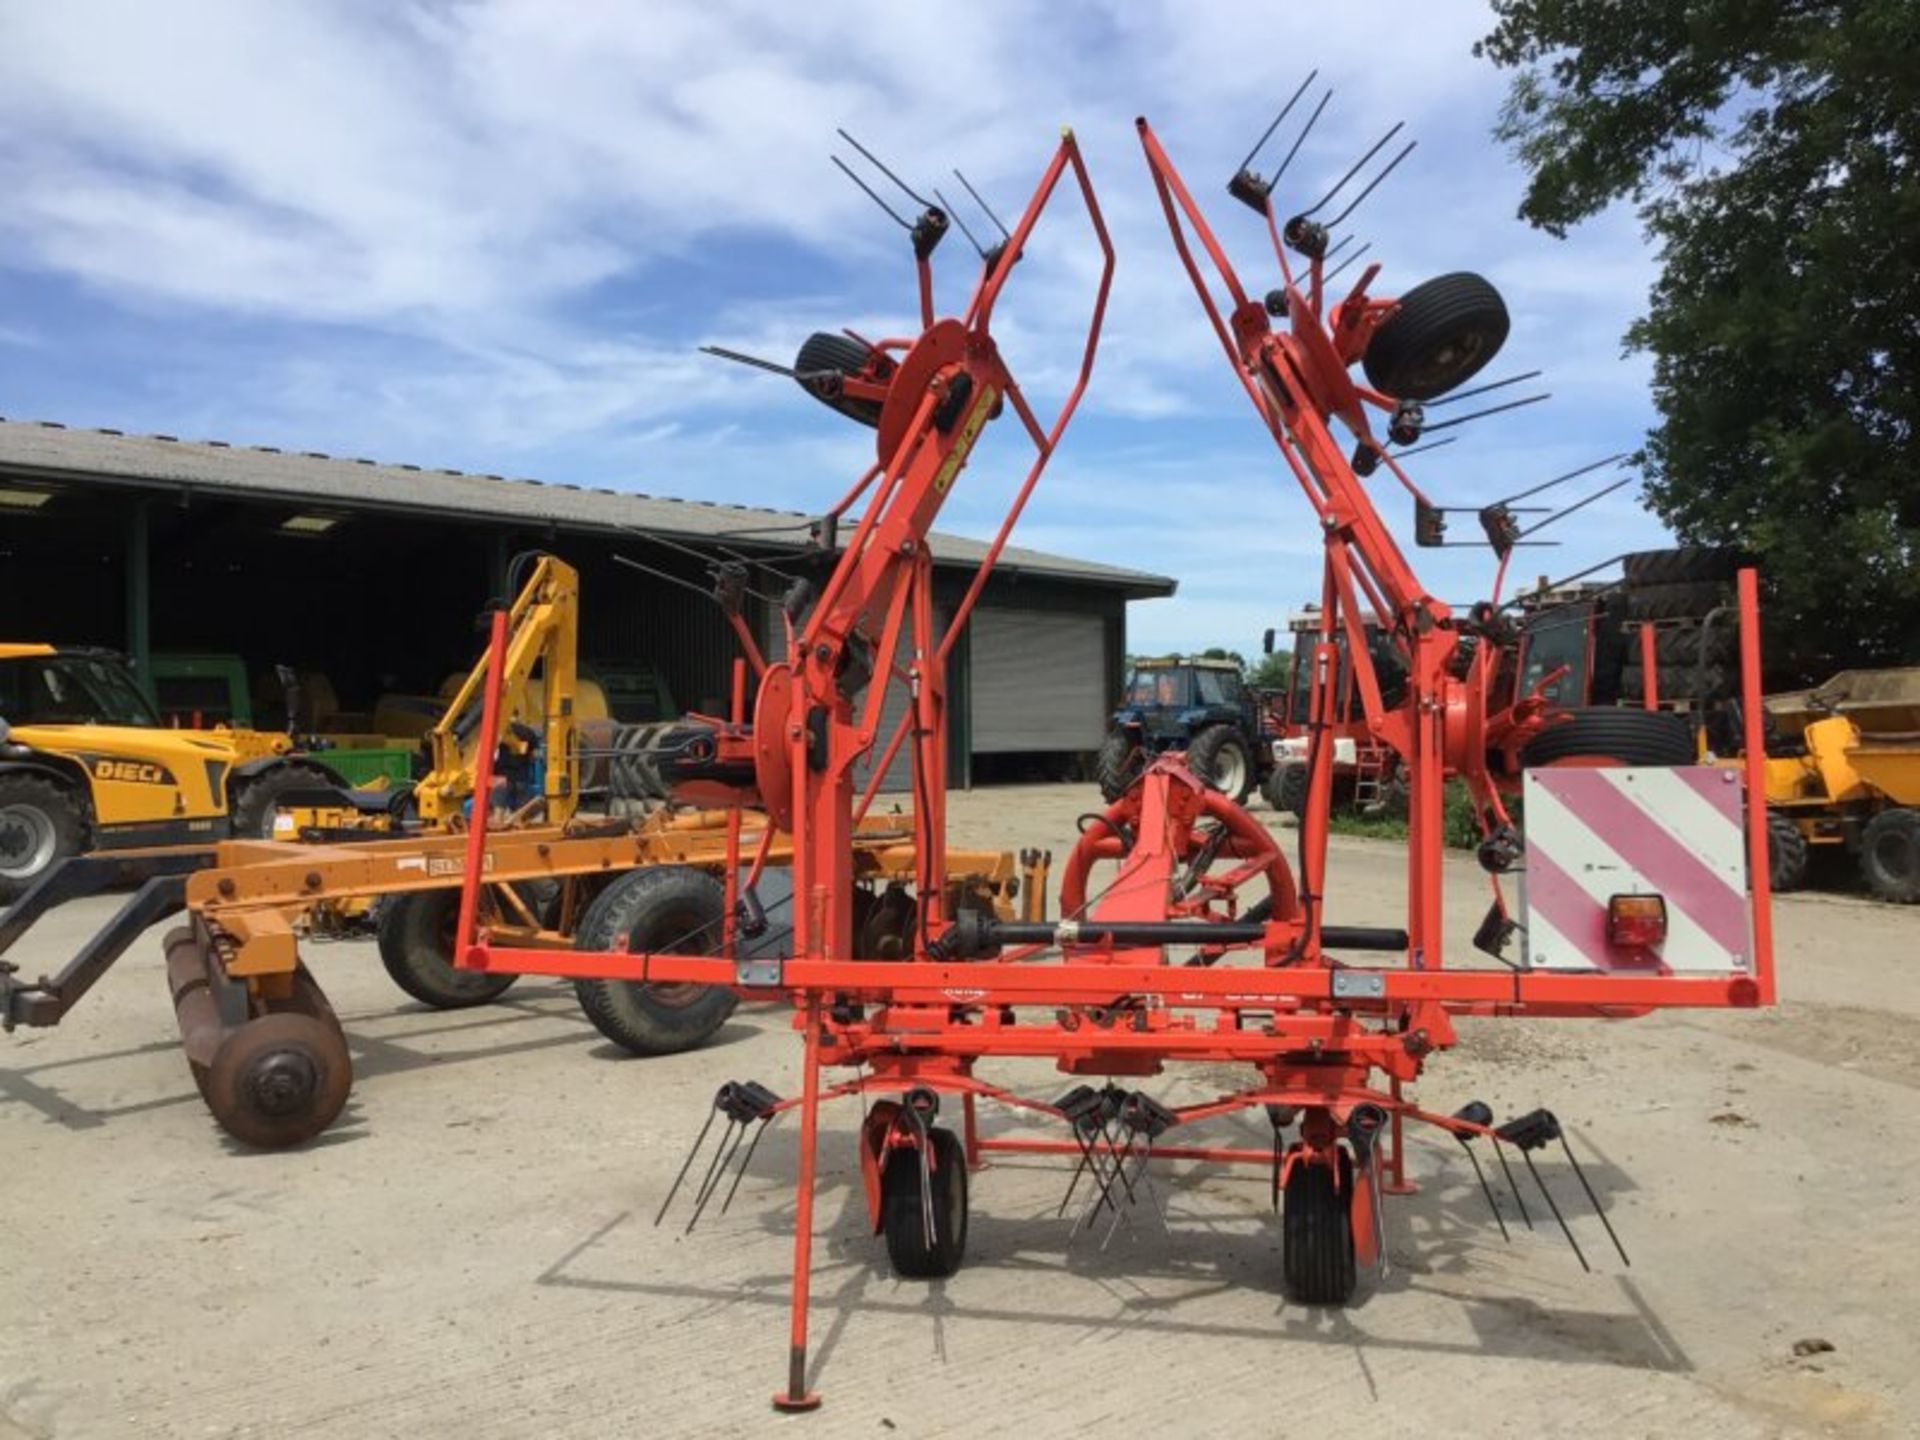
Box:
[0,417,1175,598]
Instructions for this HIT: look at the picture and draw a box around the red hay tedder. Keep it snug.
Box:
[452,100,1777,1411]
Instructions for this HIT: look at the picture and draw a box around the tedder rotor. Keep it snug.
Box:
[449,108,1777,1412]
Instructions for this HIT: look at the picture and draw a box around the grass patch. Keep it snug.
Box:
[1318,780,1488,850]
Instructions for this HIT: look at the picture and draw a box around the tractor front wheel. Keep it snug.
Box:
[1187,724,1254,803]
[0,773,86,903]
[1860,808,1920,904]
[1096,730,1144,803]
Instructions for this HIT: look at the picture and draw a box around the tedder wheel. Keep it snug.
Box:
[0,772,86,903]
[794,332,884,428]
[1767,813,1810,893]
[1282,1148,1357,1305]
[572,865,738,1054]
[882,1126,969,1280]
[1621,546,1740,587]
[1186,724,1254,803]
[202,1007,352,1149]
[1096,729,1145,803]
[1360,272,1509,401]
[1859,807,1920,904]
[1520,708,1696,769]
[228,762,334,840]
[377,888,519,1009]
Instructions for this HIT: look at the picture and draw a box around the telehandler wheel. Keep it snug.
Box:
[203,1009,352,1149]
[228,762,336,840]
[1096,730,1144,803]
[0,773,86,903]
[882,1126,969,1280]
[377,888,519,1009]
[1187,724,1254,803]
[1860,808,1920,904]
[1283,1147,1357,1305]
[572,865,738,1055]
[1361,272,1509,400]
[1520,708,1696,769]
[1766,813,1810,893]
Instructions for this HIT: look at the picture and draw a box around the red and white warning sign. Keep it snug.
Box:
[1519,766,1752,975]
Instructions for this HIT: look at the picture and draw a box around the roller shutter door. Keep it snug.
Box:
[969,608,1106,752]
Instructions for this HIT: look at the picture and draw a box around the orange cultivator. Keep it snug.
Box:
[452,107,1775,1411]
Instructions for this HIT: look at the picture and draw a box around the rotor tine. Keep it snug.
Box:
[1390,434,1457,460]
[1270,88,1332,191]
[1498,451,1631,505]
[719,1114,779,1217]
[1421,391,1551,434]
[1299,121,1404,218]
[920,1129,938,1252]
[685,1118,749,1234]
[1519,1147,1589,1272]
[1458,1139,1511,1243]
[1058,1125,1098,1216]
[832,155,912,230]
[836,128,934,208]
[953,168,1012,241]
[1367,1140,1390,1278]
[1559,1132,1630,1267]
[934,188,988,259]
[1426,369,1545,409]
[1491,1138,1534,1230]
[1234,69,1320,177]
[698,344,798,377]
[1322,233,1355,264]
[1516,475,1634,541]
[1320,241,1372,288]
[1323,139,1417,228]
[655,1104,720,1227]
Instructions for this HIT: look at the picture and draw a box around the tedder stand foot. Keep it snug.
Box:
[772,1391,822,1414]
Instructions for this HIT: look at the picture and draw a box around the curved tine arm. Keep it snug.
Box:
[1375,446,1437,510]
[937,136,1115,665]
[1261,197,1299,291]
[1137,118,1257,321]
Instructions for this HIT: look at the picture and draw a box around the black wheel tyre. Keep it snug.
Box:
[1860,808,1920,904]
[1624,660,1734,702]
[572,866,737,1054]
[228,763,335,840]
[794,332,884,428]
[1365,771,1411,821]
[1096,730,1144,803]
[1621,546,1740,586]
[377,889,519,1009]
[1652,622,1738,666]
[1520,708,1696,768]
[1186,724,1254,803]
[1625,581,1728,622]
[1282,1148,1357,1305]
[0,773,87,903]
[1264,762,1309,820]
[1361,272,1509,400]
[882,1127,969,1280]
[1767,813,1810,893]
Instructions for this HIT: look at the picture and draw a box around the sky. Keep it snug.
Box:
[0,1,1677,656]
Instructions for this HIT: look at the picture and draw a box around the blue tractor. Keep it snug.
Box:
[1097,655,1272,803]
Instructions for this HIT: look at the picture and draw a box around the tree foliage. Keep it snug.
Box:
[1479,1,1920,675]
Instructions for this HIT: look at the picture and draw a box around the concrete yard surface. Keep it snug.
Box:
[4,782,1917,1438]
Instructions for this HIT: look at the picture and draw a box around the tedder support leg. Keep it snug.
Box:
[773,996,826,1413]
[1384,1077,1418,1195]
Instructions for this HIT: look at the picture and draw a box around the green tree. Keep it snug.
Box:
[1246,649,1292,692]
[1478,1,1920,676]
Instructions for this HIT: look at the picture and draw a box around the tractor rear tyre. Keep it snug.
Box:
[202,1009,353,1149]
[1187,724,1254,803]
[882,1126,969,1280]
[794,332,884,428]
[0,773,86,903]
[377,888,520,1009]
[1622,546,1740,587]
[1361,272,1509,400]
[1097,730,1144,803]
[1653,622,1738,666]
[572,865,738,1054]
[229,762,336,840]
[1860,808,1920,905]
[1767,813,1810,893]
[1625,581,1727,623]
[1520,708,1696,769]
[1283,1148,1357,1305]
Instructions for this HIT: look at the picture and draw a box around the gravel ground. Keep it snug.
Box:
[3,781,1916,1438]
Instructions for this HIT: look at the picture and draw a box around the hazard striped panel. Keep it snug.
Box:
[1518,766,1752,975]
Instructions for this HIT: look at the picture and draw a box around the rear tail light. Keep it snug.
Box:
[1606,894,1667,948]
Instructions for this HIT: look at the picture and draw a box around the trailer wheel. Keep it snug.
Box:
[1283,1148,1357,1305]
[572,865,737,1054]
[0,773,87,903]
[1187,724,1254,803]
[1860,808,1920,904]
[1097,730,1144,802]
[202,1009,353,1149]
[1361,272,1509,400]
[1767,813,1810,893]
[794,332,885,428]
[1520,708,1696,768]
[883,1126,969,1280]
[377,888,519,1009]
